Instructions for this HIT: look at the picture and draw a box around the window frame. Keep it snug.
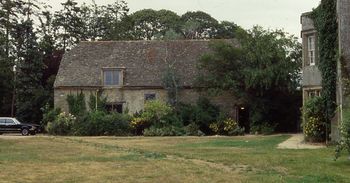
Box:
[102,67,124,87]
[144,93,156,101]
[308,35,316,66]
[307,89,321,98]
[105,103,124,113]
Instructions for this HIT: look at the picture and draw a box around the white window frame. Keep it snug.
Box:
[308,36,316,66]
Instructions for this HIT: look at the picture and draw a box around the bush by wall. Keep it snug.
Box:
[67,92,86,116]
[210,117,245,136]
[175,97,220,134]
[73,111,132,136]
[46,112,76,135]
[302,96,327,142]
[41,104,61,128]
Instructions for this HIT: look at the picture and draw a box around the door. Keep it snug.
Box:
[238,107,250,133]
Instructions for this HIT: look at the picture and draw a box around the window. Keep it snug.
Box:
[307,90,321,98]
[5,119,14,124]
[145,94,156,101]
[308,36,316,66]
[105,103,123,113]
[103,69,121,86]
[0,119,5,125]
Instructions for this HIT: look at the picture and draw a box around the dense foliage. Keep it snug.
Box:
[47,111,131,136]
[198,27,302,133]
[45,94,243,136]
[209,118,245,136]
[311,0,338,137]
[66,92,86,116]
[46,112,76,136]
[302,97,327,142]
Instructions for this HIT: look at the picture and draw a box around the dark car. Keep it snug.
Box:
[0,117,40,136]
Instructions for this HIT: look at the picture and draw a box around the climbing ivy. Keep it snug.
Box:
[311,0,338,127]
[66,92,86,116]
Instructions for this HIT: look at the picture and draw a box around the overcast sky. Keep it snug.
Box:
[44,0,320,39]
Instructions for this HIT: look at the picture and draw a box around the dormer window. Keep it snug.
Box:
[103,68,123,86]
[308,36,316,66]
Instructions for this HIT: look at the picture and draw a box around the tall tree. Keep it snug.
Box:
[99,0,129,40]
[216,21,239,39]
[13,0,45,123]
[0,0,24,117]
[181,11,219,39]
[198,26,302,132]
[53,0,85,50]
[38,10,64,106]
[129,9,181,40]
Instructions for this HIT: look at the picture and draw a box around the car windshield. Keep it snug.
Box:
[13,119,21,124]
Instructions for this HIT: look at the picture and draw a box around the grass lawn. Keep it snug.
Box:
[0,135,349,183]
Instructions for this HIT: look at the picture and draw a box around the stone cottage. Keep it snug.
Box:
[301,0,350,141]
[54,40,246,124]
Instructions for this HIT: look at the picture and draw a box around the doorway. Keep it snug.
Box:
[237,106,250,133]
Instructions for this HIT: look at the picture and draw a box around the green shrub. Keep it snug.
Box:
[67,92,86,116]
[74,111,131,136]
[250,122,276,135]
[142,100,172,126]
[47,112,76,135]
[194,97,220,134]
[176,97,220,135]
[227,126,245,136]
[304,117,326,142]
[41,105,61,128]
[130,100,183,135]
[88,92,107,112]
[130,117,150,135]
[184,123,204,136]
[302,97,327,142]
[176,103,196,126]
[210,118,245,136]
[143,126,185,136]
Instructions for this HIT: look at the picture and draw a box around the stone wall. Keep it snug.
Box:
[335,0,350,141]
[54,88,238,118]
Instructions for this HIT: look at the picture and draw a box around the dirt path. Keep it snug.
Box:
[277,134,325,149]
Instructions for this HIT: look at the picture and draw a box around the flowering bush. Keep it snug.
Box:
[130,117,150,135]
[210,118,244,136]
[302,97,327,142]
[223,118,238,132]
[47,112,76,135]
[303,117,326,142]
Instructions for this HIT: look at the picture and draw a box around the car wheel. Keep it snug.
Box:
[21,128,29,136]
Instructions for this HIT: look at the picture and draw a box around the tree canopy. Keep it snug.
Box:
[198,26,302,131]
